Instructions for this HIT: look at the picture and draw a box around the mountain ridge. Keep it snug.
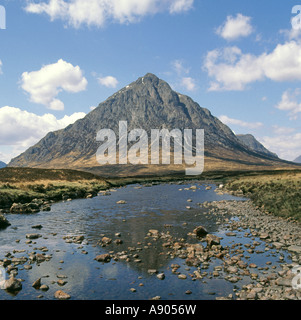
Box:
[236,134,278,159]
[0,161,6,169]
[8,73,298,176]
[294,155,301,163]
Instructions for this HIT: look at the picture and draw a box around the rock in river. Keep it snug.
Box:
[54,290,71,300]
[287,245,301,254]
[193,226,208,238]
[205,234,221,247]
[32,278,41,289]
[3,276,22,292]
[26,234,41,240]
[95,254,111,263]
[0,214,10,229]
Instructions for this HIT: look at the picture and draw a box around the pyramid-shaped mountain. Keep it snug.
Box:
[8,73,293,176]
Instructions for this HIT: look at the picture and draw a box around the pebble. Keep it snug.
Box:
[157,273,165,280]
[40,284,49,291]
[57,279,67,286]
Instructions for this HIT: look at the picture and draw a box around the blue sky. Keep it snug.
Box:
[0,0,301,163]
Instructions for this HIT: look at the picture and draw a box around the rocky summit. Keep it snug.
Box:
[8,73,295,176]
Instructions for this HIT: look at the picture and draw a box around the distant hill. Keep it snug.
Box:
[0,161,6,169]
[236,134,278,159]
[8,73,296,176]
[294,155,301,163]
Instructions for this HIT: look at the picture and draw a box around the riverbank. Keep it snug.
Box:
[1,168,301,220]
[0,168,110,213]
[222,170,301,222]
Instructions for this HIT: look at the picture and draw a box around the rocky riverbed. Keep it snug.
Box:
[0,182,300,300]
[206,200,301,300]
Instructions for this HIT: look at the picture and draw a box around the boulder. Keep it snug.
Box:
[101,237,112,245]
[205,234,221,247]
[0,214,11,229]
[156,273,165,280]
[149,230,160,237]
[185,257,201,267]
[35,253,46,263]
[193,226,208,238]
[259,233,270,240]
[74,235,85,243]
[26,234,41,240]
[3,276,22,292]
[10,202,40,214]
[95,254,111,263]
[54,290,71,300]
[288,245,301,254]
[32,224,43,230]
[32,278,41,289]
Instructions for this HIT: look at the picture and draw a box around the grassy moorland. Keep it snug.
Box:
[0,168,110,209]
[223,170,301,221]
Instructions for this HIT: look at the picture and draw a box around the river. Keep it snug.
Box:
[0,181,293,300]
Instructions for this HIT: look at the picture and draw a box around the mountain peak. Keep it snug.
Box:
[134,73,160,87]
[135,73,161,88]
[8,73,288,174]
[142,73,159,80]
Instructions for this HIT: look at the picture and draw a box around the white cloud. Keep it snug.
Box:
[21,59,88,110]
[181,77,196,91]
[169,0,193,14]
[25,0,194,28]
[0,106,86,162]
[272,125,296,135]
[0,60,2,74]
[276,89,301,120]
[0,150,8,163]
[98,76,119,88]
[259,133,301,161]
[172,59,190,75]
[280,26,301,41]
[219,115,263,129]
[204,47,263,91]
[171,59,196,91]
[216,13,254,41]
[204,41,301,91]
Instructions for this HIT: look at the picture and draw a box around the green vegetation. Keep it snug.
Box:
[224,171,301,221]
[0,168,109,209]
